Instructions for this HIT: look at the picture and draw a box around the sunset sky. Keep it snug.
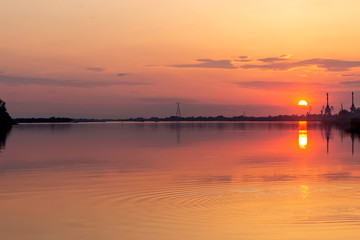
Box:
[2,0,360,118]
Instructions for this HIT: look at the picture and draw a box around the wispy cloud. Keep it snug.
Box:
[86,67,105,72]
[257,57,289,63]
[117,73,129,77]
[170,59,237,69]
[235,56,252,62]
[236,55,291,63]
[241,58,360,71]
[234,81,327,90]
[236,59,252,62]
[340,81,360,86]
[0,74,151,87]
[137,97,197,103]
[341,73,360,77]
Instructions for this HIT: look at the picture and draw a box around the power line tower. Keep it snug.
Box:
[176,102,181,118]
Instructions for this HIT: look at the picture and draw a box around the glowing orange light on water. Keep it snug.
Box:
[299,131,308,149]
[301,185,310,199]
[298,121,308,149]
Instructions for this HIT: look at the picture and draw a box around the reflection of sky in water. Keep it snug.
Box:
[0,122,360,240]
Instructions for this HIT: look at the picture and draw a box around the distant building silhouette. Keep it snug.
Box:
[350,92,356,113]
[176,102,181,118]
[324,93,333,116]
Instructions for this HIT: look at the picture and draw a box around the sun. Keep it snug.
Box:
[298,100,308,106]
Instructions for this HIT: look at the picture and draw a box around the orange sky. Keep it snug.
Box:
[1,0,360,118]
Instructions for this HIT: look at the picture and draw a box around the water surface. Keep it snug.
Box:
[0,121,360,240]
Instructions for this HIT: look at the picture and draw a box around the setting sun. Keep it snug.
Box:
[298,100,308,106]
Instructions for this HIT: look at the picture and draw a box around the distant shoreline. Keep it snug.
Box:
[12,114,360,134]
[14,115,325,123]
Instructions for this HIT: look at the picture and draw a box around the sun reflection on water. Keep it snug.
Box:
[299,131,308,149]
[298,121,308,149]
[301,185,310,199]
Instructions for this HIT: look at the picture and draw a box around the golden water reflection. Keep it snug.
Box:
[298,121,308,149]
[301,185,310,199]
[1,122,360,240]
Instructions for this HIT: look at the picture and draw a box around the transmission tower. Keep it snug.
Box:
[176,102,181,117]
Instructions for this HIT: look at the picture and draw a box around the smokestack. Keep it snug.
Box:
[327,92,329,107]
[351,92,356,113]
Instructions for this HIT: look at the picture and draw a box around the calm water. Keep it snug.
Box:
[0,121,360,240]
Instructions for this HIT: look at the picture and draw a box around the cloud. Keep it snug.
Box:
[257,57,289,63]
[0,74,151,87]
[236,56,251,62]
[137,97,197,104]
[138,97,182,103]
[237,55,292,63]
[86,67,105,72]
[340,80,360,86]
[341,74,360,77]
[170,59,237,69]
[241,58,360,71]
[117,73,129,77]
[234,81,326,90]
[235,58,252,62]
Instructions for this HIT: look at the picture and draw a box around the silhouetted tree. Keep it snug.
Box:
[0,99,14,127]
